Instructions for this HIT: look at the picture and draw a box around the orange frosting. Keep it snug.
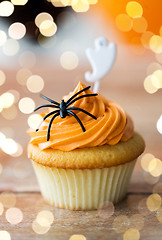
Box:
[28,82,134,151]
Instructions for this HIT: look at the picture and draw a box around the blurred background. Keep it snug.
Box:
[0,0,161,204]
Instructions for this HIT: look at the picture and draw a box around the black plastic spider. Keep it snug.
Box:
[34,86,98,141]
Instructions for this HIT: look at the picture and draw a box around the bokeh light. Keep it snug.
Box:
[39,20,57,37]
[6,207,23,224]
[0,1,14,17]
[72,1,89,12]
[1,138,18,155]
[157,115,162,134]
[123,228,140,240]
[98,202,114,219]
[115,14,132,32]
[0,231,11,240]
[16,68,32,86]
[143,171,160,185]
[69,235,86,240]
[11,0,28,5]
[0,70,6,86]
[141,153,155,172]
[152,70,162,89]
[126,1,143,19]
[27,75,44,93]
[138,197,150,216]
[155,53,162,64]
[18,97,35,114]
[8,90,20,103]
[0,192,16,208]
[28,114,43,130]
[60,51,79,70]
[2,39,19,56]
[1,105,18,120]
[35,12,53,28]
[148,158,162,177]
[129,214,144,230]
[144,75,158,94]
[8,22,26,40]
[146,194,161,212]
[149,35,162,54]
[19,51,36,68]
[0,30,7,46]
[141,31,154,49]
[0,202,4,215]
[112,215,130,233]
[11,143,23,157]
[32,220,50,234]
[132,17,147,33]
[0,92,15,108]
[36,210,54,227]
[51,0,70,7]
[146,62,162,75]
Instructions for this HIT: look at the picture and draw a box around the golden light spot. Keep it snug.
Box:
[0,231,11,240]
[1,105,18,120]
[155,53,162,64]
[36,210,54,227]
[35,12,53,28]
[0,202,4,216]
[0,100,3,112]
[8,22,26,40]
[18,97,35,114]
[98,201,114,219]
[28,114,43,130]
[32,220,50,234]
[141,31,154,49]
[0,192,16,208]
[51,0,70,7]
[27,75,44,93]
[88,0,98,4]
[149,35,162,53]
[2,39,19,56]
[0,92,15,108]
[116,14,132,32]
[138,197,150,216]
[0,30,7,46]
[16,68,32,86]
[129,214,144,230]
[157,207,162,222]
[0,70,6,86]
[112,215,130,233]
[8,90,20,103]
[152,70,162,89]
[126,1,143,18]
[39,20,57,37]
[72,1,89,12]
[1,138,18,155]
[146,62,162,75]
[123,228,140,240]
[11,0,28,5]
[0,1,14,17]
[144,75,158,94]
[132,17,147,33]
[11,143,23,157]
[60,51,79,70]
[19,51,36,68]
[153,182,162,194]
[69,235,86,240]
[146,194,161,212]
[143,171,159,185]
[6,207,23,224]
[141,153,155,172]
[148,158,162,177]
[157,115,162,134]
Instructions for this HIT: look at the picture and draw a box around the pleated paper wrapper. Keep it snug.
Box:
[32,159,136,210]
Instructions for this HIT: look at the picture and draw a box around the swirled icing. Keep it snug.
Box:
[28,82,134,151]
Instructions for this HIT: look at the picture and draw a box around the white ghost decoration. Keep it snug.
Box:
[85,37,116,93]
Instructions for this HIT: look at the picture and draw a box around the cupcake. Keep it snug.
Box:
[27,82,145,210]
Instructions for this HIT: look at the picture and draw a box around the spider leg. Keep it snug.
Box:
[66,93,98,107]
[35,110,59,132]
[40,94,60,106]
[47,112,60,141]
[67,110,86,132]
[66,86,91,104]
[67,107,97,119]
[34,104,59,112]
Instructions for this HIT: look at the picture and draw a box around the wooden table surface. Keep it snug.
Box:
[0,66,162,240]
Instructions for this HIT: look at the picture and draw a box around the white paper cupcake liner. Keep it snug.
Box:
[32,159,136,210]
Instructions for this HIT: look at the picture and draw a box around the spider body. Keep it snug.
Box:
[34,86,98,141]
